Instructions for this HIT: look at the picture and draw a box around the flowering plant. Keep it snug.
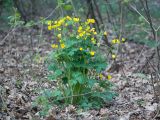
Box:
[36,16,115,115]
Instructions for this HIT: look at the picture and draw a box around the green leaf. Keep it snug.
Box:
[48,69,62,81]
[53,89,62,97]
[87,79,96,88]
[96,64,107,72]
[72,72,85,84]
[55,69,62,76]
[48,74,56,81]
[65,40,79,48]
[48,63,57,71]
[63,4,73,11]
[69,79,77,85]
[43,89,54,98]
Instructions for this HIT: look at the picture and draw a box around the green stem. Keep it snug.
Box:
[68,68,74,104]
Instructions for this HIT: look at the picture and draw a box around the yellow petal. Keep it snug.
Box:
[51,44,58,48]
[57,34,62,38]
[112,54,116,59]
[47,20,52,25]
[66,16,72,20]
[122,38,126,42]
[107,75,112,80]
[79,47,83,51]
[90,51,95,56]
[116,39,120,44]
[48,25,52,30]
[99,73,103,79]
[73,17,80,22]
[111,39,116,44]
[60,44,65,49]
[104,31,108,36]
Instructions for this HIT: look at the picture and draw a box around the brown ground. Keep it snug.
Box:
[0,27,159,120]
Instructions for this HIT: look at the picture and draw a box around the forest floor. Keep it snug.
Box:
[0,28,160,120]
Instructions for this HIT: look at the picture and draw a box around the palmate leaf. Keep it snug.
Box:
[80,102,92,110]
[48,69,63,81]
[94,62,107,72]
[65,39,81,48]
[53,89,62,97]
[91,91,115,101]
[48,74,56,81]
[54,69,63,77]
[43,89,55,98]
[87,79,97,88]
[74,62,107,72]
[48,63,57,71]
[72,72,85,84]
[67,48,78,56]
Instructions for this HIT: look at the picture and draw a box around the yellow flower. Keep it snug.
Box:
[87,19,95,24]
[79,32,85,37]
[111,39,116,44]
[79,47,83,51]
[73,17,80,22]
[51,44,58,48]
[78,26,83,30]
[58,19,65,25]
[48,25,52,30]
[122,38,126,42]
[52,25,58,28]
[60,43,65,49]
[91,37,95,41]
[66,16,72,20]
[93,32,97,35]
[112,54,116,59]
[112,39,120,44]
[107,74,112,80]
[90,51,95,56]
[47,20,52,25]
[57,34,62,38]
[78,26,83,33]
[54,21,58,24]
[116,39,120,44]
[104,31,108,36]
[99,73,103,79]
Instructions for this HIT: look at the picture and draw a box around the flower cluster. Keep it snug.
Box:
[48,16,98,56]
[99,73,112,80]
[111,37,126,59]
[111,37,126,44]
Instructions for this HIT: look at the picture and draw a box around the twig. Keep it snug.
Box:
[0,28,16,45]
[152,106,160,120]
[129,4,150,25]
